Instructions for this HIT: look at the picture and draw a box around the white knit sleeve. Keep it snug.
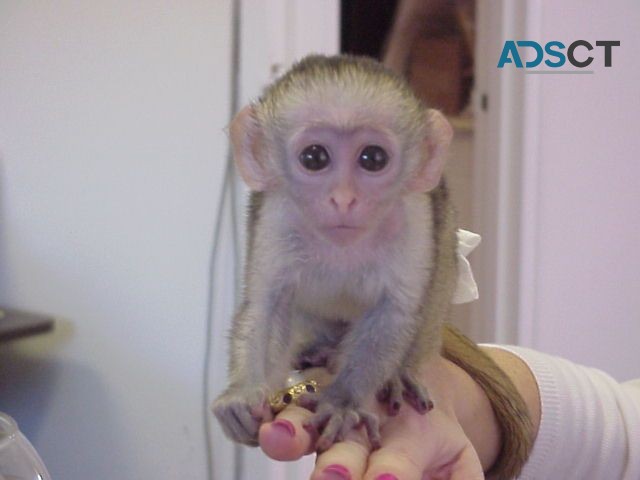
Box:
[488,345,640,480]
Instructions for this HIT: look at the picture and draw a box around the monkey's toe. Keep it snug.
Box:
[296,391,319,412]
[381,376,404,416]
[402,371,434,414]
[293,344,337,370]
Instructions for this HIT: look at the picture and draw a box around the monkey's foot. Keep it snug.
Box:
[303,401,381,452]
[211,386,271,446]
[293,344,338,371]
[377,369,434,416]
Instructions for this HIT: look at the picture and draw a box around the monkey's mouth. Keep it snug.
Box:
[333,224,359,229]
[323,224,363,244]
[327,224,362,232]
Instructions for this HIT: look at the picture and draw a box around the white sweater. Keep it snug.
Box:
[492,346,640,480]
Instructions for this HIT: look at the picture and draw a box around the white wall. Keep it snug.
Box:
[0,2,340,479]
[0,1,232,478]
[517,1,640,381]
[472,1,639,382]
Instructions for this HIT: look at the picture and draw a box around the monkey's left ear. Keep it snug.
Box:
[229,105,271,191]
[409,109,453,192]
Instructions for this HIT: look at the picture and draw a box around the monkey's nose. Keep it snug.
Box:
[330,190,357,214]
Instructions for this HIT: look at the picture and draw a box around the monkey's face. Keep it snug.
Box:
[229,59,452,250]
[281,108,408,246]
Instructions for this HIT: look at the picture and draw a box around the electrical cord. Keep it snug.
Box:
[202,1,242,479]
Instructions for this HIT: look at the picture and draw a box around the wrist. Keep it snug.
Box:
[440,347,542,473]
[480,347,541,444]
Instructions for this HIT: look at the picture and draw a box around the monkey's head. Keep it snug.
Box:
[230,55,452,246]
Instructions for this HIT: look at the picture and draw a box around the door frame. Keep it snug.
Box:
[471,0,541,346]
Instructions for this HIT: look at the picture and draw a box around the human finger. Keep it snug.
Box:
[259,405,314,461]
[362,411,430,480]
[259,368,333,461]
[310,434,369,480]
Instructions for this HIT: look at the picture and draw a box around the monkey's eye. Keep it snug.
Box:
[358,145,388,172]
[299,145,330,171]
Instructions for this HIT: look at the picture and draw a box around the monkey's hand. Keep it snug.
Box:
[377,366,434,416]
[212,385,272,446]
[302,393,381,452]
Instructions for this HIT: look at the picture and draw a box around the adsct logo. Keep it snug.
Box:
[498,40,620,74]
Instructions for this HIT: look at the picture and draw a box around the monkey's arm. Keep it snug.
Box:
[212,287,294,446]
[304,294,417,450]
[376,184,460,416]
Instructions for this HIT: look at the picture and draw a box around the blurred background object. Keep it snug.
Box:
[0,308,54,343]
[0,413,52,480]
[343,0,475,117]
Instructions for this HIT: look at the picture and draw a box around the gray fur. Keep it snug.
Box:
[212,55,458,448]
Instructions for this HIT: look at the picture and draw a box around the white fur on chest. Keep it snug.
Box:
[293,264,384,319]
[250,193,434,321]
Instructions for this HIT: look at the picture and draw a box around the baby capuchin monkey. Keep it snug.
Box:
[213,55,531,475]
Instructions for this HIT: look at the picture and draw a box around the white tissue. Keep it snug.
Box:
[452,229,481,304]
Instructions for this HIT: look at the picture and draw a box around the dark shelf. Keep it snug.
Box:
[0,307,55,343]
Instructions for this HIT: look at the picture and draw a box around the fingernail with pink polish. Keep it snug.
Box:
[271,419,295,437]
[321,464,351,480]
[375,474,398,480]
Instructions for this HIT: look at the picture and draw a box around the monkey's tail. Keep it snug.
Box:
[441,324,533,480]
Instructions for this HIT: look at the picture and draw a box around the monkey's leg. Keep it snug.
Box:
[377,367,434,416]
[303,295,414,451]
[378,305,444,416]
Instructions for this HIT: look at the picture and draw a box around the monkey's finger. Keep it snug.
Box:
[386,376,404,416]
[304,408,332,434]
[311,435,369,480]
[376,383,391,403]
[297,392,319,412]
[316,412,344,452]
[259,405,314,461]
[338,410,361,441]
[402,372,433,415]
[214,403,260,445]
[359,410,382,450]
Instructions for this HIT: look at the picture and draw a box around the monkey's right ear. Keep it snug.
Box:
[229,105,270,191]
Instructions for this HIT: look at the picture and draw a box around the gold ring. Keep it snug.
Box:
[269,379,318,414]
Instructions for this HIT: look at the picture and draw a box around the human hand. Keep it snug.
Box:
[258,356,498,480]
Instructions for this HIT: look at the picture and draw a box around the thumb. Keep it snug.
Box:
[427,444,485,480]
[449,444,485,480]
